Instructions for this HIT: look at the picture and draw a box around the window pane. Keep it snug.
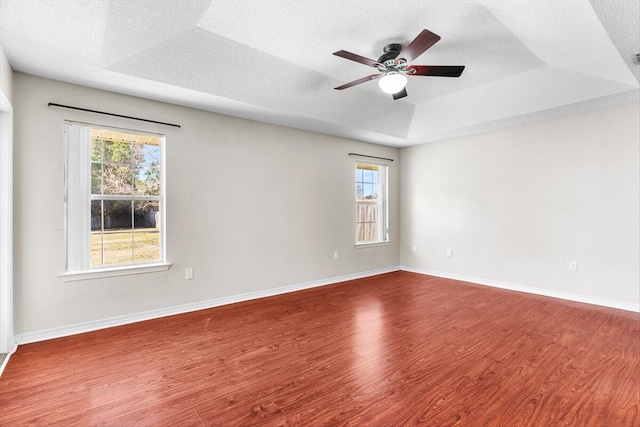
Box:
[103,132,132,164]
[90,200,103,267]
[91,200,136,267]
[91,200,161,267]
[103,200,132,230]
[91,163,102,194]
[90,231,103,267]
[363,223,372,241]
[356,203,374,222]
[133,138,161,196]
[91,200,103,231]
[103,230,134,266]
[134,163,160,196]
[134,200,159,229]
[363,183,374,199]
[356,222,365,242]
[132,140,161,165]
[103,164,134,195]
[91,130,102,162]
[100,200,133,265]
[369,222,378,241]
[133,201,160,263]
[134,230,159,263]
[363,169,372,183]
[372,169,378,183]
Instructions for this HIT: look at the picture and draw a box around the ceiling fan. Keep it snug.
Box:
[333,29,465,100]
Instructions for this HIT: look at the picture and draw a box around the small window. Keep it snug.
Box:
[64,122,165,274]
[355,162,388,244]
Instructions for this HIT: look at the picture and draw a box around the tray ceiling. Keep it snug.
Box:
[0,0,638,147]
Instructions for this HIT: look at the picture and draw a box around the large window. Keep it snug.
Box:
[356,162,388,244]
[64,122,166,277]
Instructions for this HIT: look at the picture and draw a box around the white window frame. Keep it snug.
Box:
[355,161,389,246]
[61,121,169,281]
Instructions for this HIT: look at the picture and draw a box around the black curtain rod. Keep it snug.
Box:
[48,103,181,128]
[348,153,394,162]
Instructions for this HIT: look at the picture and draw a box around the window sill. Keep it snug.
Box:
[355,241,389,248]
[60,262,171,282]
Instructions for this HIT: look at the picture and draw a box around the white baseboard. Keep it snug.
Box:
[14,265,401,345]
[15,264,635,347]
[0,340,17,377]
[401,265,640,313]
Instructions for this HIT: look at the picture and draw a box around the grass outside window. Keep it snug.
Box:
[91,229,160,266]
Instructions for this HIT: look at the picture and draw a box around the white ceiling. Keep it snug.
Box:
[0,0,638,147]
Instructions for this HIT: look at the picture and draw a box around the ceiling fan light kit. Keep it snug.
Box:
[333,29,465,100]
[378,73,407,94]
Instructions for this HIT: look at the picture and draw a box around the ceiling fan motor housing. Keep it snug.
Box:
[377,43,408,74]
[378,43,403,63]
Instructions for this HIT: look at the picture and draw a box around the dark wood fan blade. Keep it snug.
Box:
[406,65,465,77]
[333,50,380,68]
[392,88,408,100]
[334,74,381,90]
[396,29,441,64]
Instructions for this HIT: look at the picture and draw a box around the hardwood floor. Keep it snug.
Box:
[0,271,638,426]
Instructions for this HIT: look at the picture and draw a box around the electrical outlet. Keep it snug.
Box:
[569,261,577,271]
[447,248,453,257]
[333,251,339,260]
[411,245,417,253]
[185,267,194,280]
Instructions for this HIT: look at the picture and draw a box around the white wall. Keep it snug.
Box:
[400,102,640,309]
[12,69,639,340]
[0,44,11,105]
[13,73,399,336]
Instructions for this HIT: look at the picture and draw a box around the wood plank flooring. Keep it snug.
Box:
[0,271,638,426]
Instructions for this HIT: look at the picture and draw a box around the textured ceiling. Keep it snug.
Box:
[0,0,638,147]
